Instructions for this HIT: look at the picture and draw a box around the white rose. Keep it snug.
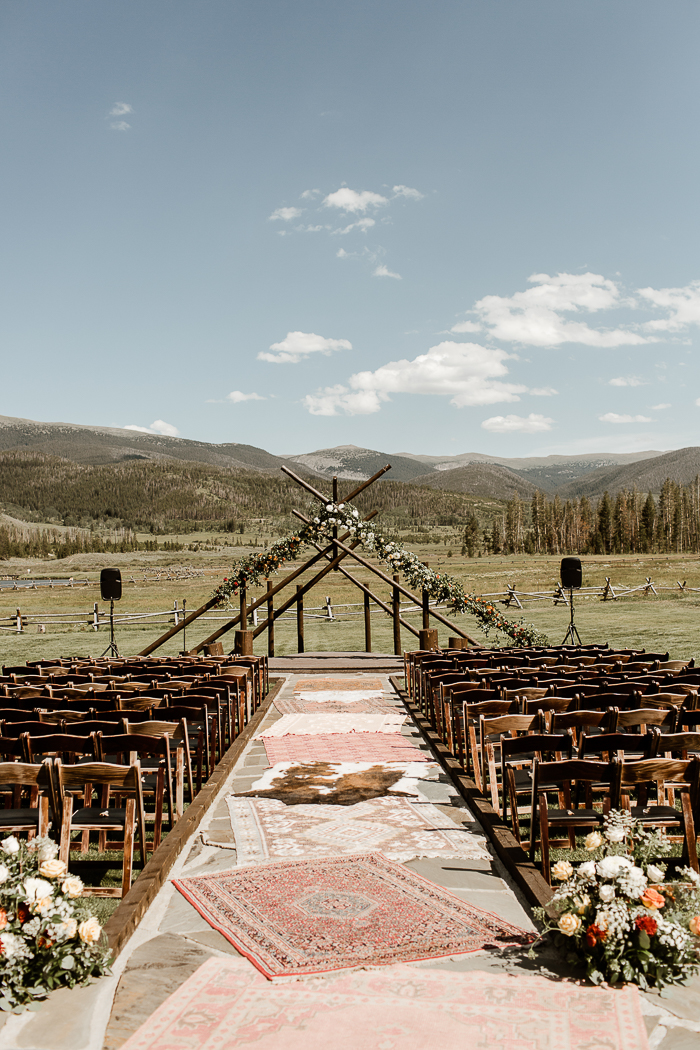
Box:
[578,861,596,881]
[23,877,53,903]
[39,859,67,879]
[647,865,665,884]
[552,860,574,881]
[325,504,333,512]
[557,913,581,937]
[78,917,102,945]
[61,876,84,898]
[597,855,632,879]
[2,836,19,854]
[61,918,77,939]
[0,864,9,884]
[605,826,626,843]
[599,884,616,903]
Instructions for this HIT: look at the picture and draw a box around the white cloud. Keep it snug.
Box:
[322,188,388,213]
[638,280,700,331]
[471,272,651,347]
[269,207,303,222]
[529,386,558,396]
[258,331,352,364]
[110,102,132,116]
[303,341,528,416]
[609,376,647,386]
[110,121,131,131]
[450,321,482,333]
[333,218,375,235]
[392,185,423,200]
[599,413,653,424]
[652,403,671,410]
[481,413,554,433]
[226,391,266,403]
[373,264,402,280]
[300,189,321,199]
[124,419,180,437]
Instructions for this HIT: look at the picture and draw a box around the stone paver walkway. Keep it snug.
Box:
[0,671,698,1048]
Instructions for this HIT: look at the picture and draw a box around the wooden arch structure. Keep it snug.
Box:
[139,464,476,657]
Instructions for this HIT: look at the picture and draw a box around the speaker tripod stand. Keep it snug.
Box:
[100,599,120,658]
[561,587,582,646]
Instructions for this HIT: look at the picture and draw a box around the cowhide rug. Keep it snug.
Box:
[237,760,443,806]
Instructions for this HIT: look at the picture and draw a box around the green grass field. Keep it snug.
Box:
[3,543,700,664]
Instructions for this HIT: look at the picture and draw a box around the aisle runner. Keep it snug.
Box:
[227,796,489,864]
[120,956,648,1050]
[294,677,384,692]
[262,733,429,765]
[173,851,528,978]
[257,713,406,737]
[244,760,443,805]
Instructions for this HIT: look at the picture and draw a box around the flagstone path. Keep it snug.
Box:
[0,671,698,1049]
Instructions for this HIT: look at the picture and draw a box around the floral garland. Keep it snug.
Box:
[213,500,547,647]
[0,834,111,1010]
[531,810,700,988]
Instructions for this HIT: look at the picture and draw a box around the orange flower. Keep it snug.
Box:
[641,888,665,910]
[0,909,6,931]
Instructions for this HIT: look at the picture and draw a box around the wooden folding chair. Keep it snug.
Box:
[55,759,147,897]
[0,759,53,839]
[618,757,700,874]
[479,712,545,812]
[529,757,619,883]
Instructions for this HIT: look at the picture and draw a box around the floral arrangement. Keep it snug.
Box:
[0,835,111,1011]
[532,810,700,988]
[213,500,548,647]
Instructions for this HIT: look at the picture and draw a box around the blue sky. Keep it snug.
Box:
[2,1,700,458]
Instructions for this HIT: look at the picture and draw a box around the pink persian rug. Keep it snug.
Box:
[294,677,385,691]
[173,851,529,979]
[262,733,430,765]
[275,694,392,713]
[257,713,406,737]
[119,957,648,1050]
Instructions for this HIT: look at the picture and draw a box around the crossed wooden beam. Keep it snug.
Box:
[139,463,474,656]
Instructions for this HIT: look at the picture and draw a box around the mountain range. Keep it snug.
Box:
[1,414,698,502]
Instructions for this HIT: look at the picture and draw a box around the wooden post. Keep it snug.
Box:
[16,608,22,634]
[296,585,304,653]
[266,579,275,657]
[448,636,468,650]
[392,574,401,656]
[234,581,253,654]
[240,581,247,627]
[364,591,372,652]
[419,628,439,650]
[332,476,338,570]
[93,603,99,631]
[422,588,430,630]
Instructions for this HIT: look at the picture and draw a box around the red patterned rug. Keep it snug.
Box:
[262,733,430,765]
[173,851,529,979]
[119,957,648,1050]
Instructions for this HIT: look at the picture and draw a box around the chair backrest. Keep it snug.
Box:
[532,757,618,796]
[579,731,657,760]
[55,759,142,794]
[501,731,573,761]
[480,713,544,740]
[95,732,169,762]
[523,695,574,715]
[615,708,677,732]
[124,718,186,742]
[550,709,613,733]
[0,758,53,790]
[1,721,62,739]
[23,732,98,762]
[652,731,700,756]
[619,756,700,789]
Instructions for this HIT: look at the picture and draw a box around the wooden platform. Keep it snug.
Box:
[268,651,404,674]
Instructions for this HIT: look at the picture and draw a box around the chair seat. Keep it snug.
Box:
[546,807,604,824]
[630,805,684,823]
[0,809,43,828]
[71,806,128,829]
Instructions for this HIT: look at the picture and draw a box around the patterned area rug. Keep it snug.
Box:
[262,733,430,765]
[243,761,443,805]
[118,957,649,1050]
[257,713,406,737]
[294,677,385,692]
[173,851,528,978]
[227,796,489,864]
[276,693,391,713]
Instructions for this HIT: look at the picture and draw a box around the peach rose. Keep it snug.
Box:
[641,888,665,910]
[689,916,700,936]
[39,859,67,879]
[557,913,582,937]
[78,917,101,945]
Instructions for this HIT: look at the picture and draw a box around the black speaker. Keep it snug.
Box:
[560,557,582,590]
[100,568,122,601]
